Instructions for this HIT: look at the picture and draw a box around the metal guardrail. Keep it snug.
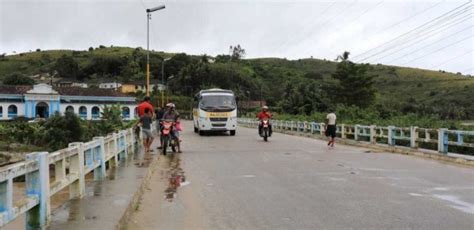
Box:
[238,119,474,155]
[0,123,156,228]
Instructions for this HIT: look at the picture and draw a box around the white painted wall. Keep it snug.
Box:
[0,102,136,121]
[0,102,24,120]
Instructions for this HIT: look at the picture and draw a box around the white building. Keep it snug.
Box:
[0,84,137,121]
[99,82,122,90]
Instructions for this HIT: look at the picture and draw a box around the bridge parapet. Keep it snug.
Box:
[0,122,156,229]
[239,119,474,155]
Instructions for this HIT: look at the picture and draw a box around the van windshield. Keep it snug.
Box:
[200,95,236,111]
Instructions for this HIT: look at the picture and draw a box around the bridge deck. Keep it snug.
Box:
[127,121,474,229]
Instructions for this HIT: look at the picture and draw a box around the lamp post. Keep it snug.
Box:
[166,75,175,103]
[161,57,171,107]
[145,5,165,97]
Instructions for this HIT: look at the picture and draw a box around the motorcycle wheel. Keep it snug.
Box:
[162,136,169,155]
[264,130,268,142]
[171,139,177,153]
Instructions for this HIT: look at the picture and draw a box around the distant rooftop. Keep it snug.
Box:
[0,84,131,97]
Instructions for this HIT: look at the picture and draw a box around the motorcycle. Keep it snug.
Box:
[260,119,271,142]
[161,120,180,155]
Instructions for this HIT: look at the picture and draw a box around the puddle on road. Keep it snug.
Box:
[162,153,188,202]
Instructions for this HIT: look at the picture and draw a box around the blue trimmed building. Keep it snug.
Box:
[0,84,137,120]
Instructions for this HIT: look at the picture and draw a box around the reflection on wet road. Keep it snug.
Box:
[164,153,187,202]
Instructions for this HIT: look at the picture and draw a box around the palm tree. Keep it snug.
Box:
[336,51,351,62]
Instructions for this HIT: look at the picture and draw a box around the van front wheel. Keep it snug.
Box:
[230,130,236,136]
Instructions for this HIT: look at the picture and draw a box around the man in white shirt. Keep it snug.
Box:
[325,112,337,147]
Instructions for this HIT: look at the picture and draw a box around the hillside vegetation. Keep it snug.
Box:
[0,46,473,129]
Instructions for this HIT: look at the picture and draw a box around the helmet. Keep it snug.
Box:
[262,106,269,110]
[166,103,175,108]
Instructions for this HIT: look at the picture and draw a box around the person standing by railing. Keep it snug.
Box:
[135,108,154,152]
[325,111,337,147]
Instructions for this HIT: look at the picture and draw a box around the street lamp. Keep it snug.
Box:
[166,75,175,103]
[145,5,165,97]
[161,57,171,107]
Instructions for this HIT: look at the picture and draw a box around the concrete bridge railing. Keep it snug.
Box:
[0,123,154,229]
[238,119,474,155]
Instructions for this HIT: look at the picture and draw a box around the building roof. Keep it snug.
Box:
[0,84,130,97]
[56,87,129,97]
[0,85,32,95]
[123,80,162,85]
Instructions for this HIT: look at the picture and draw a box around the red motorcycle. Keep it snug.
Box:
[161,120,180,155]
[261,119,271,142]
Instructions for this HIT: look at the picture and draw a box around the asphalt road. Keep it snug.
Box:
[128,121,474,230]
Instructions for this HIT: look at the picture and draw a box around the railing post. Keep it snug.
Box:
[54,157,66,185]
[410,126,418,148]
[354,125,359,141]
[387,126,394,146]
[119,132,127,159]
[25,152,50,229]
[370,125,376,144]
[0,178,13,224]
[93,137,106,180]
[69,143,85,198]
[113,132,120,164]
[130,128,136,150]
[320,123,325,136]
[341,124,346,139]
[438,128,448,154]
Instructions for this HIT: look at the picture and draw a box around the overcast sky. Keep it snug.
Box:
[1,0,473,74]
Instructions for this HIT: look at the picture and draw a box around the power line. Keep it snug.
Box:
[399,34,474,65]
[431,50,474,69]
[375,0,446,35]
[359,6,470,61]
[316,1,384,37]
[352,1,473,60]
[377,19,473,63]
[355,4,473,62]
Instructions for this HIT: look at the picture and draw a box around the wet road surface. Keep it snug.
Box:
[127,121,474,229]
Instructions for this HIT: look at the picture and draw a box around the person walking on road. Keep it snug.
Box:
[325,111,337,147]
[135,108,154,153]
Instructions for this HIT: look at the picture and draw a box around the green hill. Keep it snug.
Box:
[0,46,473,126]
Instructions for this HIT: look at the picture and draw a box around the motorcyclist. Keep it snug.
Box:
[257,106,272,137]
[161,103,181,152]
[162,103,179,121]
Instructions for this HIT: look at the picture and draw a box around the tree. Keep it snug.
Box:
[41,53,51,65]
[54,55,81,80]
[230,44,246,61]
[331,51,376,108]
[120,59,141,82]
[3,72,35,85]
[42,112,83,151]
[89,47,94,52]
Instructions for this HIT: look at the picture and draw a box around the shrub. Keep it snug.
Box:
[42,112,83,151]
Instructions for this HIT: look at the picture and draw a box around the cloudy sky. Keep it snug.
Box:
[1,0,473,74]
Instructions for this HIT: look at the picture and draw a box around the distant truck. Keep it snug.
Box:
[192,89,237,136]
